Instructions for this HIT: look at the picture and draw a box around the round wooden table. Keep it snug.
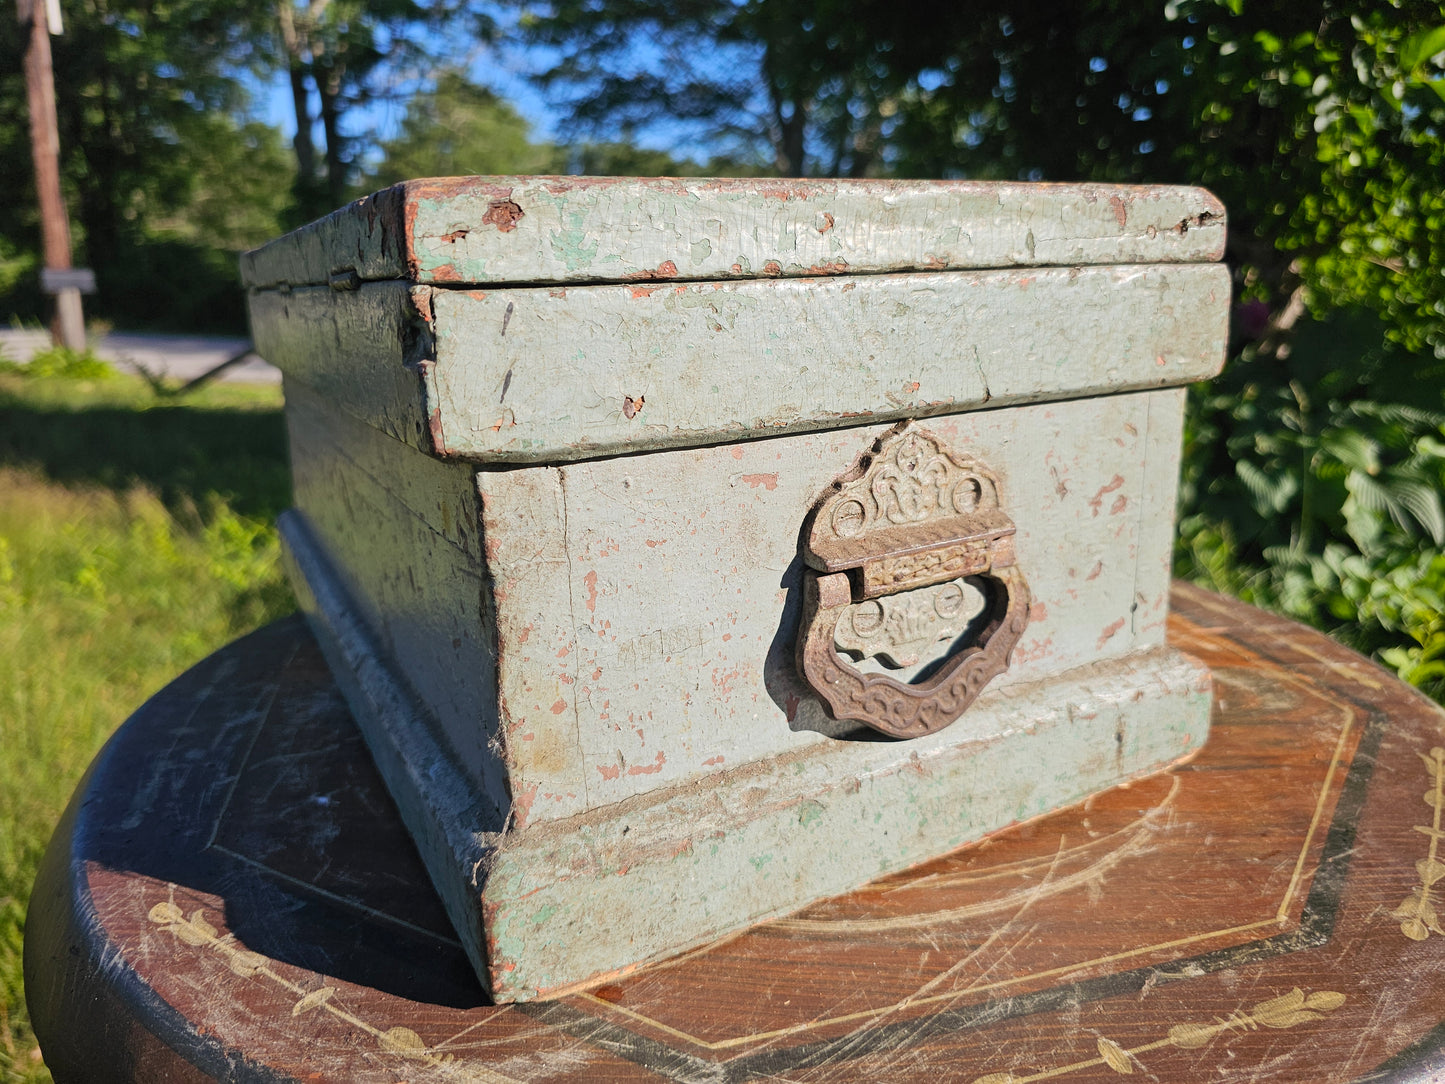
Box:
[24,584,1445,1082]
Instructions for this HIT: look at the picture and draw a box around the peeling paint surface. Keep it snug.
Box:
[241,176,1234,1005]
[479,391,1185,822]
[482,646,1209,997]
[426,263,1228,463]
[240,177,1227,290]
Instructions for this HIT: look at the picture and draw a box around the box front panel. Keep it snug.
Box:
[429,263,1227,462]
[481,388,1184,823]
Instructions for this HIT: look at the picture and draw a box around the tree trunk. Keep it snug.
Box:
[287,65,315,181]
[277,2,318,207]
[762,40,807,176]
[767,94,807,176]
[316,65,346,207]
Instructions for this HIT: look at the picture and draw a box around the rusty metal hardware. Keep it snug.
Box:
[796,423,1031,739]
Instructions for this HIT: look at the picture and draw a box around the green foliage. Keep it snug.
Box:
[507,0,885,174]
[0,237,35,305]
[0,346,112,381]
[1159,5,1445,701]
[0,372,291,1081]
[371,70,559,186]
[146,120,298,255]
[1178,308,1445,701]
[558,142,759,177]
[367,70,728,187]
[0,2,294,333]
[1231,4,1445,361]
[91,238,259,334]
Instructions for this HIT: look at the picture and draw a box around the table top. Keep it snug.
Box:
[25,584,1445,1083]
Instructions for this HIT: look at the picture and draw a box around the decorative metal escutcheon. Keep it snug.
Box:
[796,423,1031,739]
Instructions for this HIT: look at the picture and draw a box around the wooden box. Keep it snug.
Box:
[242,177,1229,1002]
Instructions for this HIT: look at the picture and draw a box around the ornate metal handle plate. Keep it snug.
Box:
[795,424,1031,739]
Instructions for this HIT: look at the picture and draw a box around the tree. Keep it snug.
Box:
[370,70,557,185]
[1,1,290,330]
[0,0,293,331]
[366,70,746,187]
[510,0,900,175]
[267,1,495,217]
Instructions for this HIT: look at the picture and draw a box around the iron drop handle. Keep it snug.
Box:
[795,423,1031,739]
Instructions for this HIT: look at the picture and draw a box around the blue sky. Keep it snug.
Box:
[252,36,563,164]
[250,22,756,175]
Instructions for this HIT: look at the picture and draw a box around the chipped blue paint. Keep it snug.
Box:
[548,210,599,272]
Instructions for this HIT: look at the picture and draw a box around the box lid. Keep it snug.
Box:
[240,176,1224,290]
[244,177,1229,464]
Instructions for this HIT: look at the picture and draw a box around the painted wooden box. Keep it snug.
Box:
[242,177,1229,1002]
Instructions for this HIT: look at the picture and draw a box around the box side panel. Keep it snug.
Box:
[472,465,592,828]
[480,389,1181,822]
[285,381,506,803]
[430,263,1229,462]
[240,185,406,290]
[484,646,1211,1000]
[247,281,431,450]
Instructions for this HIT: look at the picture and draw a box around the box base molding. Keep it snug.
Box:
[280,509,1212,1003]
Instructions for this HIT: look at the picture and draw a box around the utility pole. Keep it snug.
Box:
[19,0,89,351]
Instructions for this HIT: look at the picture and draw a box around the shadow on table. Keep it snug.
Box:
[81,615,491,1010]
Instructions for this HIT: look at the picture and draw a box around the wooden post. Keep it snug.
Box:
[19,0,86,351]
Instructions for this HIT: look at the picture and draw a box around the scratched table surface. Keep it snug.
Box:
[25,583,1445,1083]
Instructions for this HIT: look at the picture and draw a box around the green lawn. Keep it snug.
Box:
[0,368,293,1082]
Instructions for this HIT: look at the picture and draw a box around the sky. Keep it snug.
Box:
[251,19,749,180]
[253,34,562,169]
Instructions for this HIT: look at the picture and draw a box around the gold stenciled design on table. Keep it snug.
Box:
[971,988,1347,1083]
[1392,745,1445,940]
[797,423,1030,739]
[146,902,470,1072]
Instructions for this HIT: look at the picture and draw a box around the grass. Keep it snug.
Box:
[0,367,293,1082]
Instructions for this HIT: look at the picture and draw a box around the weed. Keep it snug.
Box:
[0,373,291,1081]
[0,347,113,382]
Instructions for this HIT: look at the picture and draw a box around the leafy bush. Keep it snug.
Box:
[1178,307,1445,703]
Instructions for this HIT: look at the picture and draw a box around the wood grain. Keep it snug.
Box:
[27,586,1445,1081]
[284,379,504,795]
[246,280,431,451]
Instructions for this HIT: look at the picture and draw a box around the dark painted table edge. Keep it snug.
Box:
[23,603,1445,1083]
[24,621,303,1084]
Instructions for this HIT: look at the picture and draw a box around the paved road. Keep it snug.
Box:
[0,329,280,385]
